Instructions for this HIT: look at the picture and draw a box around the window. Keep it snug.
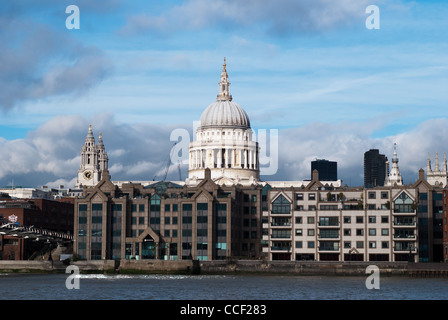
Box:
[344,229,351,236]
[295,217,303,224]
[381,192,388,199]
[308,193,316,200]
[307,229,315,236]
[382,241,389,248]
[394,192,414,213]
[368,192,376,199]
[272,194,291,214]
[344,216,351,223]
[368,216,376,223]
[296,229,303,236]
[356,216,363,223]
[272,229,291,238]
[381,216,389,223]
[381,228,389,236]
[308,241,315,248]
[319,217,338,226]
[344,241,351,248]
[356,229,364,236]
[320,229,338,238]
[369,241,376,248]
[296,193,304,201]
[369,229,376,236]
[356,241,364,248]
[296,241,303,248]
[307,217,315,224]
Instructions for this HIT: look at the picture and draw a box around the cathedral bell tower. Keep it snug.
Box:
[76,125,108,188]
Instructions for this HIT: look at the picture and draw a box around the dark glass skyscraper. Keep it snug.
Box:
[364,149,388,187]
[311,159,337,181]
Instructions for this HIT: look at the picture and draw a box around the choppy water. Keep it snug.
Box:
[0,273,447,300]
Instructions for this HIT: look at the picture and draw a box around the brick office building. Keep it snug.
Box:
[0,198,74,260]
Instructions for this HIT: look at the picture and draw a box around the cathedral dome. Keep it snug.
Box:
[199,100,251,129]
[199,58,251,130]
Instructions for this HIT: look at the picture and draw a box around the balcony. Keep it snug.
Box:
[318,217,339,228]
[393,232,416,240]
[393,242,417,252]
[318,241,340,252]
[271,246,292,251]
[271,218,291,227]
[393,218,416,227]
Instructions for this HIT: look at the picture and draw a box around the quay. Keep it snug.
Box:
[1,260,448,277]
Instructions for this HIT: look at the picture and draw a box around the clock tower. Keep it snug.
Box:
[76,125,109,188]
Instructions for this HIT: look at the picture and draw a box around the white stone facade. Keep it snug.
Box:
[76,125,108,188]
[426,152,448,187]
[187,58,260,186]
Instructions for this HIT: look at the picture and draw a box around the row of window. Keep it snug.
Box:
[293,241,391,249]
[294,228,398,237]
[271,240,414,250]
[295,191,390,201]
[293,216,390,224]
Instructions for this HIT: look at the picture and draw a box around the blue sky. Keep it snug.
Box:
[0,0,447,188]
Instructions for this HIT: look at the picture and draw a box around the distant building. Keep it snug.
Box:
[364,149,388,187]
[384,144,403,187]
[426,152,448,187]
[75,125,109,188]
[311,159,337,181]
[0,186,82,200]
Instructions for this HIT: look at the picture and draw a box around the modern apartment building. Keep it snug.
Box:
[262,170,419,262]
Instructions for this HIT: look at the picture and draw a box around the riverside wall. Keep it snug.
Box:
[1,260,447,277]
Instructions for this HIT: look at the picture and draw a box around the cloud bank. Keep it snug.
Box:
[121,0,371,36]
[0,6,111,111]
[1,113,447,188]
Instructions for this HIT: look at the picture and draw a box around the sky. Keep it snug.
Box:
[0,0,447,188]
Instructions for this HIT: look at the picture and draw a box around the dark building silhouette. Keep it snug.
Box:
[311,159,337,181]
[364,149,388,187]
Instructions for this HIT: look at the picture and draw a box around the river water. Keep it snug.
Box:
[0,273,447,300]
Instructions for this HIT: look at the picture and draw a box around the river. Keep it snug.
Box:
[0,273,447,300]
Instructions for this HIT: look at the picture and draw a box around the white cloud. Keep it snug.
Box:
[1,112,447,189]
[0,15,111,110]
[0,114,183,187]
[121,0,371,36]
[269,118,448,186]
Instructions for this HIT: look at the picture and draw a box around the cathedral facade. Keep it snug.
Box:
[74,60,446,262]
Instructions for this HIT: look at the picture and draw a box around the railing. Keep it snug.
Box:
[270,246,291,251]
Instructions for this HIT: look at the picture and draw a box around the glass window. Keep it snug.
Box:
[272,194,291,214]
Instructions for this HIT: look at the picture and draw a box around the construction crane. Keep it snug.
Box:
[153,142,183,182]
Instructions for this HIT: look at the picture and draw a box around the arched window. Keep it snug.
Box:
[272,194,290,214]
